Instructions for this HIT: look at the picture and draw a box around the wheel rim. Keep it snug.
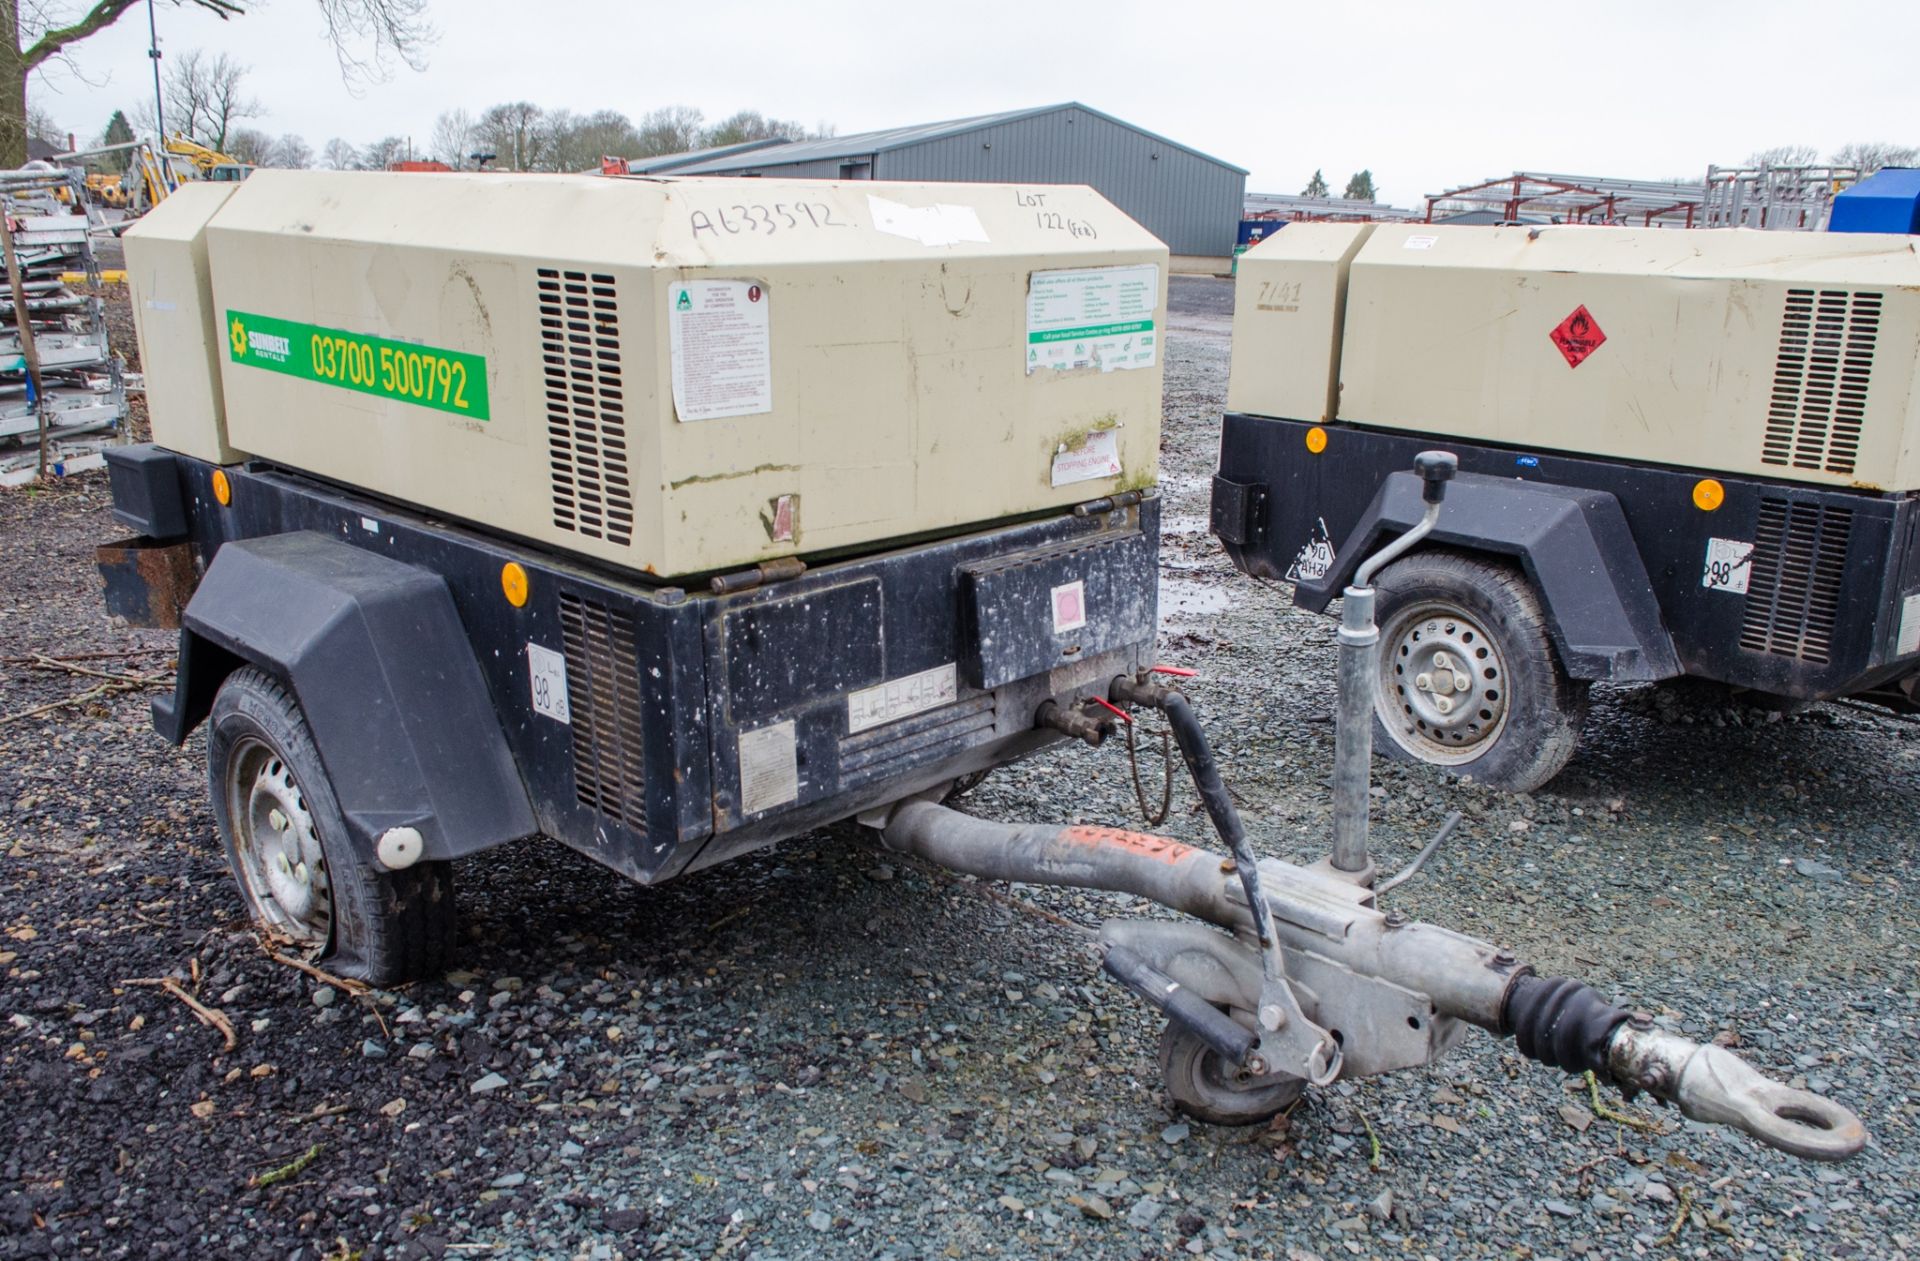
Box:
[225,736,332,948]
[1377,600,1510,765]
[1163,1022,1304,1124]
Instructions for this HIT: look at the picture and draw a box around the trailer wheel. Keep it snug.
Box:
[208,666,456,986]
[1159,1018,1305,1126]
[1370,551,1587,794]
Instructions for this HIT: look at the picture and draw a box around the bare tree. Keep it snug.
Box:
[24,96,57,145]
[160,48,259,149]
[268,132,313,168]
[320,135,358,169]
[1,0,432,166]
[222,124,272,164]
[360,133,404,169]
[1831,142,1919,175]
[474,100,543,170]
[633,104,703,158]
[427,106,472,168]
[539,108,642,172]
[1745,144,1823,168]
[703,109,809,148]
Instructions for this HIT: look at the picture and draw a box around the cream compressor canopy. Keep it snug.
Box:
[123,170,1168,578]
[1229,222,1920,491]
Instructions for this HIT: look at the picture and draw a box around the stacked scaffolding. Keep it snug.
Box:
[0,164,126,483]
[1700,165,1860,231]
[1422,172,1705,226]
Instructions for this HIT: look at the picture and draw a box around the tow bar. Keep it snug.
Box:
[875,452,1867,1161]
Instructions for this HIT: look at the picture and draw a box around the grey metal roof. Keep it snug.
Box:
[673,103,1248,176]
[624,137,792,174]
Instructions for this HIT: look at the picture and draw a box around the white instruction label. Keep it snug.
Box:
[847,663,958,734]
[1026,264,1159,375]
[668,280,773,422]
[1403,234,1439,250]
[527,642,571,724]
[1899,593,1920,657]
[737,720,798,815]
[1051,580,1088,633]
[867,194,991,247]
[1051,428,1123,487]
[1702,537,1754,594]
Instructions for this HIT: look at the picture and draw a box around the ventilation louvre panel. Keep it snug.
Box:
[558,592,647,829]
[1738,498,1851,665]
[1760,288,1881,477]
[539,268,633,545]
[836,694,998,789]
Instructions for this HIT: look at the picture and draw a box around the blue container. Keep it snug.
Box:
[1237,219,1286,250]
[1829,168,1920,234]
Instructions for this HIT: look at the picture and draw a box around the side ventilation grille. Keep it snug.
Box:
[539,269,633,545]
[558,592,647,829]
[1761,288,1881,476]
[1738,499,1851,664]
[837,694,998,790]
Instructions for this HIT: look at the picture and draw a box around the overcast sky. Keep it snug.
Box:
[29,0,1920,205]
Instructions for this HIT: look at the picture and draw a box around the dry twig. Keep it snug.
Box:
[1583,1070,1667,1134]
[122,976,237,1052]
[254,1143,321,1188]
[1657,1185,1695,1246]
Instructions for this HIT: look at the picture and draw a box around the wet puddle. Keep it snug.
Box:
[1159,576,1234,629]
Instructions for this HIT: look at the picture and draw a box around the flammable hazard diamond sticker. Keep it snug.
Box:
[1550,305,1607,368]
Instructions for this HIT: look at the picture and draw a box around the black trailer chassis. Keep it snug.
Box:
[1213,413,1920,707]
[100,445,1159,888]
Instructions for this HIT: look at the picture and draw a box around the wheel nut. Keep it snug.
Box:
[1434,651,1451,670]
[1434,696,1453,714]
[1415,672,1433,691]
[1453,672,1470,692]
[268,808,288,832]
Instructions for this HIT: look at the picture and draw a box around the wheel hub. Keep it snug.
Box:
[229,740,331,946]
[1379,604,1509,763]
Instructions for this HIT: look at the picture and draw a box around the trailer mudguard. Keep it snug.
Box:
[155,531,537,862]
[1297,471,1681,682]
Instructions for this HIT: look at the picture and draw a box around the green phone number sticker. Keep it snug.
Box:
[226,310,491,421]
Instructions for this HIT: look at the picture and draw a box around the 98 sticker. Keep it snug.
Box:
[527,642,571,724]
[1702,538,1753,595]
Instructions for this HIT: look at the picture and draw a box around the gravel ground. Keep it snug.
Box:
[1,277,1915,1261]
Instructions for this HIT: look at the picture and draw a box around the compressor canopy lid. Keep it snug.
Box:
[125,171,1170,578]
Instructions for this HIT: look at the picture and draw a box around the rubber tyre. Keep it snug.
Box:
[207,666,456,986]
[1370,550,1587,794]
[1158,1018,1305,1126]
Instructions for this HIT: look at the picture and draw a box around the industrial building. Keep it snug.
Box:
[659,103,1248,269]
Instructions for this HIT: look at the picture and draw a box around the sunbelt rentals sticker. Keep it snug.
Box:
[226,310,491,420]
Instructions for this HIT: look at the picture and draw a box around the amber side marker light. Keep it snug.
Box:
[211,468,232,505]
[501,562,530,608]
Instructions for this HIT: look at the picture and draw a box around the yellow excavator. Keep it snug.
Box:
[162,135,253,183]
[51,138,182,212]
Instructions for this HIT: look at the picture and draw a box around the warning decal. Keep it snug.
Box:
[1550,305,1607,368]
[668,280,773,422]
